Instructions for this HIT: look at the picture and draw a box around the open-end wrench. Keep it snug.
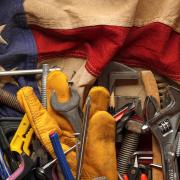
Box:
[51,88,82,133]
[145,86,180,180]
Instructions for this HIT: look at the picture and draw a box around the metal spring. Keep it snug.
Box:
[41,64,49,109]
[0,89,23,112]
[117,131,139,176]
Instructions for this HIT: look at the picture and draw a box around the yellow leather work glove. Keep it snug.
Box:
[81,86,118,179]
[17,72,117,179]
[17,86,77,174]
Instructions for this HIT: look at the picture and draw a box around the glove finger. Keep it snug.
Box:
[84,86,110,118]
[83,111,118,180]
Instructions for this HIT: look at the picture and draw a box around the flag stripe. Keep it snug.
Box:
[24,0,180,33]
[31,22,180,81]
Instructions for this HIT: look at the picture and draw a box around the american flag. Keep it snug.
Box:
[0,0,180,81]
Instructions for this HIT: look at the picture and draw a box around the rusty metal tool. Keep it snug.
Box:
[76,96,91,180]
[98,61,138,93]
[51,88,82,133]
[145,86,180,180]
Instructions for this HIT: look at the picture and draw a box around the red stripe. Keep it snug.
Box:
[31,23,180,81]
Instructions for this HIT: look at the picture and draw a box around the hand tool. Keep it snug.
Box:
[141,70,163,180]
[76,96,91,180]
[10,114,33,156]
[34,142,79,180]
[117,99,143,176]
[0,126,18,172]
[7,153,34,180]
[127,156,141,180]
[1,88,33,156]
[115,103,135,143]
[49,131,74,180]
[142,95,160,132]
[145,86,180,180]
[0,67,61,76]
[126,156,149,180]
[51,88,82,133]
[114,103,135,122]
[98,61,138,93]
[0,146,11,179]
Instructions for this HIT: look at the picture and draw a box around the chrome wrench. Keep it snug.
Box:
[145,86,180,180]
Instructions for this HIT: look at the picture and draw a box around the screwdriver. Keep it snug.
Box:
[49,131,74,180]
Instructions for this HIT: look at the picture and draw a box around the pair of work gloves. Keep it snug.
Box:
[17,70,118,179]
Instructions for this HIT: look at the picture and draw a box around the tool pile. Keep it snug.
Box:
[0,62,179,180]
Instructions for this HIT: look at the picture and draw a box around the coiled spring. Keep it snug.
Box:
[0,89,23,112]
[117,131,139,176]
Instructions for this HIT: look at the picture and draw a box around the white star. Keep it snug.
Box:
[0,24,8,45]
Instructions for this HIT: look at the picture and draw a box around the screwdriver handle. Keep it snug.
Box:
[49,131,74,180]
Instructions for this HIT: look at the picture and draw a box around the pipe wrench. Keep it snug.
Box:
[145,86,180,180]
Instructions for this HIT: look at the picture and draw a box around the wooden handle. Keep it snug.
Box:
[141,71,163,180]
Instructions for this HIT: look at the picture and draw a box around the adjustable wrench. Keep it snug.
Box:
[145,86,180,180]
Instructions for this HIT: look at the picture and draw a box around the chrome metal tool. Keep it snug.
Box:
[145,86,180,180]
